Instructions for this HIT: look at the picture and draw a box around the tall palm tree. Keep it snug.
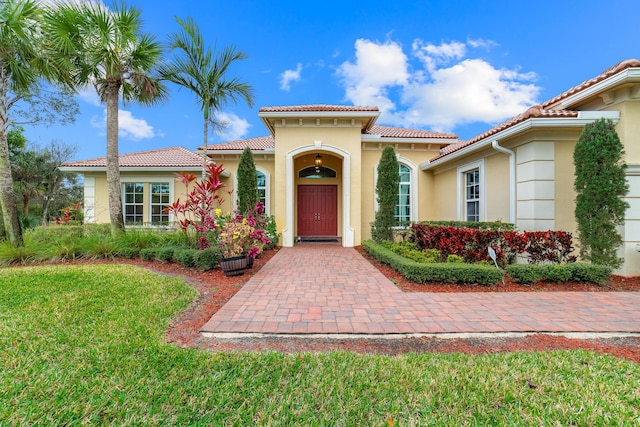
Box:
[0,0,41,245]
[159,17,254,169]
[45,1,166,233]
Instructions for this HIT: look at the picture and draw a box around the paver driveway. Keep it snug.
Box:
[200,244,640,336]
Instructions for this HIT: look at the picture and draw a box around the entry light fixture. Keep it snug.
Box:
[315,154,323,173]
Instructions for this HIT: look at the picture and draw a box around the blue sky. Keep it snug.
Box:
[23,0,640,161]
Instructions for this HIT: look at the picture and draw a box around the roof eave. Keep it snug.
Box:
[258,110,380,135]
[556,69,640,109]
[361,135,458,144]
[420,111,621,171]
[58,166,205,172]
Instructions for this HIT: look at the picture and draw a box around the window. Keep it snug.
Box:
[395,164,411,224]
[298,166,337,178]
[465,169,480,222]
[123,182,144,224]
[257,172,267,207]
[150,183,170,224]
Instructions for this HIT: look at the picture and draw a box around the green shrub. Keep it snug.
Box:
[114,229,160,252]
[174,249,198,268]
[79,234,117,259]
[117,247,139,259]
[363,240,503,285]
[507,263,612,285]
[193,247,223,271]
[140,248,158,261]
[506,264,540,285]
[0,240,37,266]
[539,264,572,282]
[155,247,177,263]
[447,254,464,263]
[566,263,612,284]
[418,220,515,231]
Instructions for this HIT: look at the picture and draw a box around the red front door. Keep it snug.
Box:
[297,185,338,237]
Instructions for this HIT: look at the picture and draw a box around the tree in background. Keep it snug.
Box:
[45,1,166,234]
[0,0,40,245]
[372,145,400,242]
[236,147,258,215]
[574,118,629,269]
[159,17,254,169]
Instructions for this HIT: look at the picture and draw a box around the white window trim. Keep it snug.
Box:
[232,166,271,215]
[373,156,418,222]
[457,160,485,222]
[121,177,175,224]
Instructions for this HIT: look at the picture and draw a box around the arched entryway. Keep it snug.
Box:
[283,143,354,247]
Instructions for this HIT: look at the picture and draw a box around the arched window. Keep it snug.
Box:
[298,166,337,178]
[257,171,267,208]
[373,159,417,225]
[395,164,411,225]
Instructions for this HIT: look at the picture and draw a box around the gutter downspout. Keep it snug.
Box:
[491,140,516,224]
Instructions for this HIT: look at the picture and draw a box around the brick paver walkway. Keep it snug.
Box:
[200,244,640,336]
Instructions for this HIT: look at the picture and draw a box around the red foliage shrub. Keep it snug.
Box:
[409,224,574,265]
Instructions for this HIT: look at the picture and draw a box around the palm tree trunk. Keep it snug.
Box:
[202,115,208,177]
[0,68,23,245]
[105,81,125,234]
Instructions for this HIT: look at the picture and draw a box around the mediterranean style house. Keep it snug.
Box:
[61,59,640,275]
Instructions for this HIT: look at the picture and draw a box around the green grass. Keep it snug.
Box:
[1,265,639,425]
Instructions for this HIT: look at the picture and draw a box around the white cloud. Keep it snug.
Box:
[77,85,101,106]
[337,37,540,133]
[280,63,303,91]
[90,109,157,140]
[216,112,251,141]
[336,38,409,113]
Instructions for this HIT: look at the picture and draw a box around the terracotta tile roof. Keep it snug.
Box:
[431,58,640,163]
[204,136,275,151]
[62,146,202,168]
[366,125,457,139]
[542,58,640,108]
[259,104,379,113]
[431,107,579,161]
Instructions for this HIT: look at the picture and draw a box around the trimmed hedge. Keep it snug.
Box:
[155,247,177,263]
[174,248,198,268]
[418,220,516,231]
[363,240,503,285]
[193,247,223,271]
[506,263,612,285]
[140,248,158,261]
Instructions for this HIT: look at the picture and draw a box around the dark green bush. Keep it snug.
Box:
[507,263,612,285]
[155,247,177,263]
[174,248,198,268]
[539,264,572,282]
[566,263,612,284]
[506,265,540,285]
[117,247,139,259]
[140,248,158,261]
[363,240,503,285]
[193,247,223,271]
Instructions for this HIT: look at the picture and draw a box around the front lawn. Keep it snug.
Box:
[1,265,638,425]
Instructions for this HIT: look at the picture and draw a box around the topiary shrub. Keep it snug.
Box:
[193,247,223,271]
[117,247,139,259]
[372,146,400,242]
[236,147,259,215]
[574,118,628,269]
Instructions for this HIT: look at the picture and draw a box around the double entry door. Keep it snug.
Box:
[297,185,337,237]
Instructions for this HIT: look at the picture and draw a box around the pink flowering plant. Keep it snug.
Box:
[217,203,273,258]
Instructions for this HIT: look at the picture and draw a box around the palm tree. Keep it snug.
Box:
[44,1,166,234]
[159,17,254,169]
[0,0,41,245]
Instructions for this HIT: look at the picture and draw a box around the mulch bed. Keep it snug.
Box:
[20,246,640,363]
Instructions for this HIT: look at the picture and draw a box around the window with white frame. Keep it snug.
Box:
[257,171,267,208]
[123,182,144,224]
[150,183,170,224]
[465,169,480,222]
[395,164,411,224]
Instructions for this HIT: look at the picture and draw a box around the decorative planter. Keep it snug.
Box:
[220,255,247,277]
[245,255,254,269]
